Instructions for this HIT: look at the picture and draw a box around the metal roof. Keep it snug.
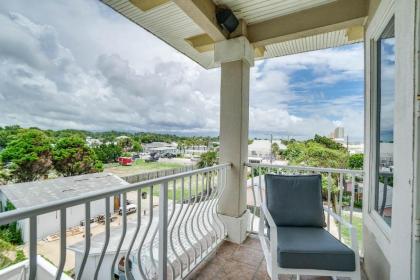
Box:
[0,173,128,209]
[102,0,363,69]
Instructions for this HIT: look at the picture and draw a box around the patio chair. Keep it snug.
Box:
[258,174,361,280]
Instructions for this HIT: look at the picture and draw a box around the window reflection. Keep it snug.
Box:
[375,18,395,226]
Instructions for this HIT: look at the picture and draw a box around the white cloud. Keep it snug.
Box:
[0,1,364,140]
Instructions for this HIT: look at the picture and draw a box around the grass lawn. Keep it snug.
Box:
[104,159,185,176]
[340,212,363,251]
[138,173,217,203]
[0,238,26,270]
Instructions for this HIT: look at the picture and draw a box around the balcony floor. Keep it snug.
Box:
[188,235,367,280]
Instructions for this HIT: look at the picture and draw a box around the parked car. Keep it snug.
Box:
[118,156,133,166]
[119,203,137,215]
[162,152,176,159]
[145,152,159,162]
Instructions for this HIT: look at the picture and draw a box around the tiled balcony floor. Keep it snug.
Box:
[188,235,366,280]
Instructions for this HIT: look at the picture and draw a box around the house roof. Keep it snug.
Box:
[101,0,368,69]
[0,173,128,209]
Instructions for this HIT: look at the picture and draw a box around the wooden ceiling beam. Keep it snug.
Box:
[129,0,170,12]
[247,0,369,47]
[174,0,228,42]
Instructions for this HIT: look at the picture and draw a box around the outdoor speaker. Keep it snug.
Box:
[216,8,239,33]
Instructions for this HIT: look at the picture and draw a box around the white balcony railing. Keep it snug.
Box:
[0,163,230,280]
[245,163,364,249]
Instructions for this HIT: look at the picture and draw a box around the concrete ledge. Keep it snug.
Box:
[219,210,250,244]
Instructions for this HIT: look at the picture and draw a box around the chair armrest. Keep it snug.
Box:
[323,206,359,253]
[261,203,276,229]
[323,206,353,230]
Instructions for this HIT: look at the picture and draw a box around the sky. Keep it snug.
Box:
[0,0,364,141]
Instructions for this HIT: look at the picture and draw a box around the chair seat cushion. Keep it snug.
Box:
[277,227,356,272]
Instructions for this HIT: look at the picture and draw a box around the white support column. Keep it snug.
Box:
[215,36,254,244]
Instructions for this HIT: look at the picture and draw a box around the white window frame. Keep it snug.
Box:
[364,0,395,258]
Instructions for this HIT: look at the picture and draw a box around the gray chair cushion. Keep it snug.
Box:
[277,227,356,271]
[265,174,325,227]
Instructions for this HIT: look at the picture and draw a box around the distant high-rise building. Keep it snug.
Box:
[333,127,345,139]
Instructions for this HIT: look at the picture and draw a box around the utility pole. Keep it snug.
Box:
[346,135,349,151]
[270,134,273,164]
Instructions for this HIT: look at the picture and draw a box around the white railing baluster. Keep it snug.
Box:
[195,174,207,253]
[350,175,356,224]
[125,190,142,279]
[176,177,191,275]
[206,171,218,244]
[251,167,256,233]
[183,176,197,266]
[94,197,110,280]
[29,216,37,280]
[169,179,183,278]
[111,194,126,279]
[77,202,91,280]
[327,172,332,231]
[138,185,153,279]
[158,182,169,280]
[338,174,344,241]
[200,172,212,251]
[189,174,203,260]
[56,208,66,280]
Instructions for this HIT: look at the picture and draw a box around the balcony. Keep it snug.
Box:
[0,162,364,280]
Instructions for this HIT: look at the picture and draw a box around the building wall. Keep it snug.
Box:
[20,198,114,242]
[363,0,418,279]
[363,225,390,279]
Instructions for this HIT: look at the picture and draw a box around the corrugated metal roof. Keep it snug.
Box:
[101,0,361,69]
[0,173,128,208]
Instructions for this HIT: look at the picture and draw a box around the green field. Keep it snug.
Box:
[148,174,217,202]
[104,159,185,176]
[340,212,363,251]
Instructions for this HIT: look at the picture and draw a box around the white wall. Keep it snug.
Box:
[74,252,126,280]
[364,0,418,279]
[20,198,114,243]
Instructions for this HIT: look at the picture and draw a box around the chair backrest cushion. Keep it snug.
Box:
[265,174,325,227]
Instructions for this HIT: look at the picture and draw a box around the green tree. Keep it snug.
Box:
[0,129,53,182]
[117,136,133,151]
[93,144,122,163]
[53,137,103,177]
[348,153,364,169]
[284,141,348,169]
[197,151,218,168]
[132,141,143,152]
[272,142,280,159]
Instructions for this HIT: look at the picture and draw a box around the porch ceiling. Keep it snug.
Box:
[102,0,367,69]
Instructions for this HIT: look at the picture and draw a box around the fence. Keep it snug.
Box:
[0,163,230,280]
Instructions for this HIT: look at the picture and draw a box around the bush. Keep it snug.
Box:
[0,222,23,245]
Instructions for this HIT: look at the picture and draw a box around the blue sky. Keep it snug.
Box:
[0,0,364,141]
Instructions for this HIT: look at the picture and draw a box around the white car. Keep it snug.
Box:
[119,203,137,215]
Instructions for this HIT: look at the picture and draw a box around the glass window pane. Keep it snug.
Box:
[374,18,395,226]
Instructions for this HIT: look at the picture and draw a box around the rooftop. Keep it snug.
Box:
[0,173,128,209]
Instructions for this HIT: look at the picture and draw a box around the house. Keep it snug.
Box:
[0,173,127,242]
[142,142,178,155]
[248,139,286,159]
[85,137,102,147]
